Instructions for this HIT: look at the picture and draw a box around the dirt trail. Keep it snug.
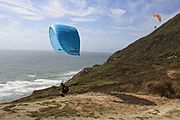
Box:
[0,92,179,120]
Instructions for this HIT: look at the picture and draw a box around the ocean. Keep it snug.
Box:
[0,50,110,103]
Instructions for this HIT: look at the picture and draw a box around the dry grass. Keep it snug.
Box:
[3,104,16,113]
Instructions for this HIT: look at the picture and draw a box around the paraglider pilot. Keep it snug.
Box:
[60,82,69,97]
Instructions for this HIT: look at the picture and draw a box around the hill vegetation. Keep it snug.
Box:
[67,13,180,98]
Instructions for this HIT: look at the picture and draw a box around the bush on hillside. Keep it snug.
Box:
[146,81,176,98]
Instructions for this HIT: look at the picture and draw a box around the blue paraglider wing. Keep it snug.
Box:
[49,24,80,55]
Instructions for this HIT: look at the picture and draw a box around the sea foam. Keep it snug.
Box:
[0,70,79,103]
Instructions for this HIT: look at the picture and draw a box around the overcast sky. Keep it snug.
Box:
[0,0,179,53]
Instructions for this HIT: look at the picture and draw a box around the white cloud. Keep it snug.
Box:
[42,0,98,21]
[0,0,33,8]
[41,0,65,18]
[0,14,10,19]
[110,8,126,16]
[0,0,100,22]
[66,7,97,17]
[63,0,97,17]
[22,15,44,21]
[0,0,43,21]
[113,26,140,31]
[109,8,126,29]
[70,16,100,22]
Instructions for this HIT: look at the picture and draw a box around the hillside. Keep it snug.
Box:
[11,13,180,103]
[67,13,180,98]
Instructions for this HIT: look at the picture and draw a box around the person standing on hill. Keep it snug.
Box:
[60,82,69,97]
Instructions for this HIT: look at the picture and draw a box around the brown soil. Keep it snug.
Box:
[0,92,179,120]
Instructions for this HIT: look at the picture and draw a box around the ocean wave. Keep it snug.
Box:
[28,74,36,78]
[0,70,80,103]
[0,79,61,103]
[63,71,79,76]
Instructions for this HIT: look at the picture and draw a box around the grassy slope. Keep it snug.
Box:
[67,13,180,97]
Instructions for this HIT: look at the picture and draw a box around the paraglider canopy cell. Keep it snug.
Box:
[49,24,80,56]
